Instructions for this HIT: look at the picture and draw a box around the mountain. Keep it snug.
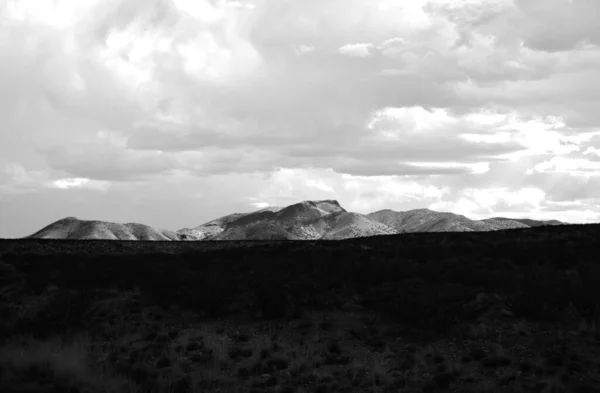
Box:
[367,209,529,233]
[25,200,568,241]
[212,200,354,240]
[26,217,182,241]
[177,206,283,240]
[314,211,398,239]
[488,217,566,227]
[178,213,247,240]
[207,221,300,241]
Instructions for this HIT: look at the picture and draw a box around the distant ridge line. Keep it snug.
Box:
[26,200,567,241]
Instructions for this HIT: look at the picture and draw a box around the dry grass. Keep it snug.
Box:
[2,305,600,393]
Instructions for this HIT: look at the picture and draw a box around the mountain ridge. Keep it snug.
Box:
[25,200,567,241]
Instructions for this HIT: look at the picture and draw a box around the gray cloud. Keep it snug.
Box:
[328,162,473,177]
[515,0,600,52]
[39,143,179,181]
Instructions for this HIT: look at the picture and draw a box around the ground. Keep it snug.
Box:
[1,225,600,392]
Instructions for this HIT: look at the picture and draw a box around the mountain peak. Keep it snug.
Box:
[316,199,342,206]
[298,199,341,206]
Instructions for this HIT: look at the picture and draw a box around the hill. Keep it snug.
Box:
[211,200,393,240]
[367,209,529,233]
[314,211,398,239]
[26,217,181,241]
[488,217,565,227]
[177,207,283,240]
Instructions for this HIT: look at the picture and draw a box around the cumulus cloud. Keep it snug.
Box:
[2,0,600,237]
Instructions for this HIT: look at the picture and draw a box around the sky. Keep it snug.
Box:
[1,0,600,238]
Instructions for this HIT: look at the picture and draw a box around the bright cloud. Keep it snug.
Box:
[531,156,600,177]
[250,201,271,209]
[430,187,547,217]
[339,43,374,57]
[53,178,109,191]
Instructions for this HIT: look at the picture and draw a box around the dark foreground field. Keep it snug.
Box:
[2,224,600,393]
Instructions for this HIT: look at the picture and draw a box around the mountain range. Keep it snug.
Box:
[25,199,566,241]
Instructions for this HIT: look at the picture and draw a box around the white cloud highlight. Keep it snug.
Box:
[339,43,374,57]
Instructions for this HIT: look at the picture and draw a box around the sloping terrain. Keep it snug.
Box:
[177,213,247,240]
[489,217,566,227]
[481,218,533,230]
[213,200,351,240]
[178,207,283,240]
[368,209,529,233]
[313,211,398,239]
[26,217,181,241]
[208,221,299,240]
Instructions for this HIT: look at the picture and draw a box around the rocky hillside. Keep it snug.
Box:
[488,217,565,227]
[26,217,181,241]
[212,200,353,240]
[314,211,398,240]
[177,213,247,240]
[367,209,530,233]
[177,207,283,240]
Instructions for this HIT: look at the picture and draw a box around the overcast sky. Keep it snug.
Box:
[1,0,600,237]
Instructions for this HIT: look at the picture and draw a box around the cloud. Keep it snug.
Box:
[514,0,600,52]
[430,186,547,217]
[52,178,110,191]
[295,45,315,55]
[0,163,109,198]
[250,201,271,209]
[127,106,527,176]
[0,164,47,196]
[2,0,600,237]
[339,43,374,57]
[530,156,600,177]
